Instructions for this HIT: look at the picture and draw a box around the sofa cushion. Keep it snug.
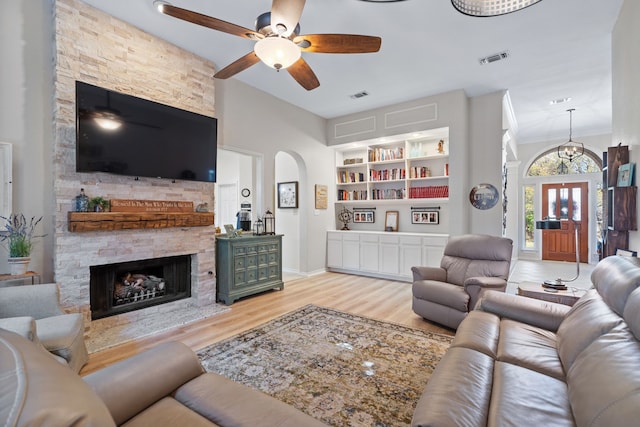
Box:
[0,328,115,427]
[489,361,574,427]
[122,397,217,427]
[175,373,328,427]
[557,290,623,371]
[412,347,494,427]
[591,255,640,316]
[497,319,564,380]
[450,310,499,358]
[623,288,640,340]
[566,323,640,427]
[413,280,469,312]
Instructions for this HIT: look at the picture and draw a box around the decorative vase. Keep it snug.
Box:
[8,257,30,275]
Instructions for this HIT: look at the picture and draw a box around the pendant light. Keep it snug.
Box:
[451,0,542,17]
[557,109,584,163]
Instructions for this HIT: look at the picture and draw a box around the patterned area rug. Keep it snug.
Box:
[197,304,453,426]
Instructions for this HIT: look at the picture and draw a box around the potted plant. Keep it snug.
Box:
[89,197,110,212]
[0,214,44,275]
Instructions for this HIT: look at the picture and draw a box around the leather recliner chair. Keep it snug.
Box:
[0,282,88,372]
[411,234,513,329]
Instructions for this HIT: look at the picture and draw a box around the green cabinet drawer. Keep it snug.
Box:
[216,234,284,305]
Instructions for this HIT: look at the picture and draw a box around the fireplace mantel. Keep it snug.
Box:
[68,212,214,232]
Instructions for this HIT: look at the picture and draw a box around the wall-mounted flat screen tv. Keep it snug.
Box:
[76,81,217,182]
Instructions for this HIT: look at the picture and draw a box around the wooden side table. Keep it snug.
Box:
[517,282,584,306]
[0,271,41,286]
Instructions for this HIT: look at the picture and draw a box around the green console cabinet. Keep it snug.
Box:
[215,234,284,305]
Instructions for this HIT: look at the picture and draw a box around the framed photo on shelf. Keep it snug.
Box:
[353,210,375,223]
[617,163,634,187]
[411,210,439,224]
[384,210,399,232]
[277,181,299,208]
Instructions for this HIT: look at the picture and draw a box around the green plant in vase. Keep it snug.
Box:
[0,214,44,275]
[89,197,110,212]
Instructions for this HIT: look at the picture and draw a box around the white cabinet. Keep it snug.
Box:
[327,231,447,281]
[399,235,423,278]
[342,233,360,270]
[326,233,343,268]
[360,234,380,272]
[379,234,400,275]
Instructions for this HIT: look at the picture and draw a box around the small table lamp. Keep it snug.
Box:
[535,218,580,287]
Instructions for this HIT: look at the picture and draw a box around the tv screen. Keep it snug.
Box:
[76,81,217,182]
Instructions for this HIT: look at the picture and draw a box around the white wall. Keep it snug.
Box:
[613,0,640,251]
[468,91,506,236]
[275,152,301,273]
[215,78,334,275]
[0,0,54,278]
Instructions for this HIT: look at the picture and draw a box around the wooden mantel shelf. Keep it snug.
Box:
[68,211,215,232]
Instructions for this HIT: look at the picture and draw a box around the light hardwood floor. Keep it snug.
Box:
[80,272,454,376]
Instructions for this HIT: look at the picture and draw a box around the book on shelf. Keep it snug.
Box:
[368,147,404,162]
[409,166,432,179]
[338,171,365,183]
[409,185,449,199]
[370,168,406,181]
[337,189,368,201]
[370,188,405,200]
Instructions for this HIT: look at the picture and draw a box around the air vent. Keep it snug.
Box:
[350,91,369,99]
[479,51,509,65]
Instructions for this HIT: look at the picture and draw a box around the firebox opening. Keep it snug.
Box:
[90,255,192,320]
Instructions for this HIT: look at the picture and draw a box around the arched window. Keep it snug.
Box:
[527,148,601,176]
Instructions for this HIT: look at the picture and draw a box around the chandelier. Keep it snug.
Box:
[557,109,584,163]
[451,0,542,17]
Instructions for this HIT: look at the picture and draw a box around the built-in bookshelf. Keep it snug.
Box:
[335,132,450,203]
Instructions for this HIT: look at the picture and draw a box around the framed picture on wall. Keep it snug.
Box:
[353,210,375,223]
[411,210,439,224]
[277,181,299,208]
[617,163,634,187]
[315,184,328,209]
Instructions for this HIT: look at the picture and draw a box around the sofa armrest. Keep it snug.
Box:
[83,341,205,425]
[465,277,508,312]
[0,316,38,342]
[475,290,571,332]
[412,266,446,282]
[0,283,64,319]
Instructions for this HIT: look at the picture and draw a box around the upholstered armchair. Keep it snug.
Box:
[411,234,513,329]
[0,283,88,372]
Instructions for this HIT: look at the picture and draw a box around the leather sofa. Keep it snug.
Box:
[0,328,328,426]
[412,255,640,426]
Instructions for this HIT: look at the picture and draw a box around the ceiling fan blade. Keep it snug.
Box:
[214,52,261,79]
[294,34,382,54]
[271,0,306,37]
[287,57,320,91]
[161,4,262,40]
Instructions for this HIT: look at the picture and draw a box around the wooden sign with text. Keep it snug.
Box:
[109,199,194,213]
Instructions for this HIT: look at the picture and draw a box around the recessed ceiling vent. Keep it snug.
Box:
[350,91,369,99]
[479,51,509,65]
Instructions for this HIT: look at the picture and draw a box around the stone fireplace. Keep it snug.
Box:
[51,0,218,327]
[90,255,192,320]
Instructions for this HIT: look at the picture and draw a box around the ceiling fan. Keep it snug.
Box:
[153,0,382,90]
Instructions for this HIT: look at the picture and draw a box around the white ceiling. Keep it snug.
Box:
[80,0,624,145]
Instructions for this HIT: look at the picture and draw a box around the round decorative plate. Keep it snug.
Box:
[241,188,251,197]
[469,183,499,210]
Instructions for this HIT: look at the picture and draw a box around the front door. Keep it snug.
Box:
[541,182,588,262]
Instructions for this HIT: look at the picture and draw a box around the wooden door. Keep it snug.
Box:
[541,183,588,262]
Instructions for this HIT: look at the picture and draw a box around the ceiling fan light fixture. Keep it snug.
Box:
[557,109,584,163]
[452,0,542,17]
[254,37,301,70]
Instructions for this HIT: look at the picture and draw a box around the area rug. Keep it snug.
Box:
[197,304,453,427]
